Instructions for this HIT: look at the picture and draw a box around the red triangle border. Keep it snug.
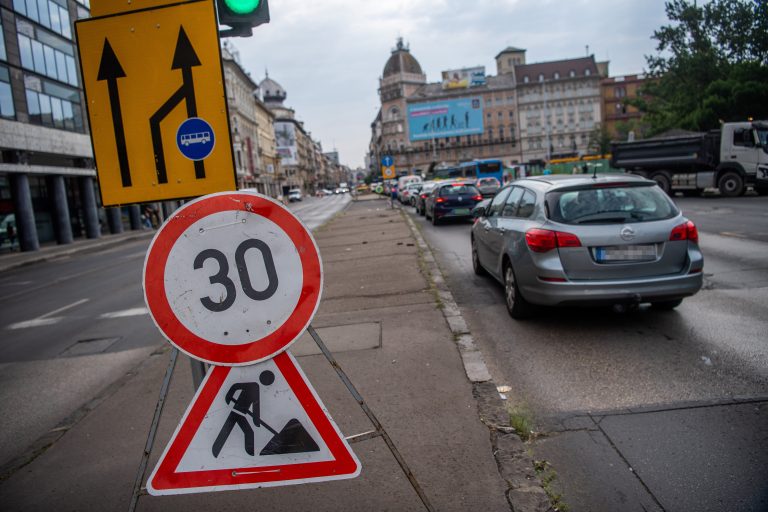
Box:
[148,351,360,494]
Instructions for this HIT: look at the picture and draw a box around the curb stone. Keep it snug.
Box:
[401,210,553,512]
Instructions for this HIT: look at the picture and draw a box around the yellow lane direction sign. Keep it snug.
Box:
[76,0,236,206]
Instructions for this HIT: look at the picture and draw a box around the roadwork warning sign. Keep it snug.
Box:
[147,351,361,495]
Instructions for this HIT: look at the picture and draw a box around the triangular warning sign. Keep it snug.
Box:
[147,351,361,495]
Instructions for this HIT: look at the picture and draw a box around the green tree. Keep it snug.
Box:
[588,124,612,155]
[636,0,768,134]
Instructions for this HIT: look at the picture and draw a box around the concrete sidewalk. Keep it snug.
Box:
[0,198,544,511]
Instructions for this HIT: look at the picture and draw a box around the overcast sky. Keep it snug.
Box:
[230,0,671,169]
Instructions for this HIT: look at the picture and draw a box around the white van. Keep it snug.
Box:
[397,175,422,201]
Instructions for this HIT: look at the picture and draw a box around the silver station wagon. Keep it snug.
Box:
[470,175,704,319]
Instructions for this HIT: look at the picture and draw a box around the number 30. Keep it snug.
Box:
[193,239,279,312]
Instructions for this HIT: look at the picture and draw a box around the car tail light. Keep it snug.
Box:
[669,221,698,243]
[472,195,483,201]
[420,193,428,199]
[525,229,582,253]
[436,197,445,203]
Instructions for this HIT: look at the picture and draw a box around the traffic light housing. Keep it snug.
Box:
[216,0,270,37]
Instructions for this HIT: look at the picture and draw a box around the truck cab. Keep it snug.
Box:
[717,122,768,196]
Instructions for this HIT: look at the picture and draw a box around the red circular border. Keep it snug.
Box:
[143,193,322,365]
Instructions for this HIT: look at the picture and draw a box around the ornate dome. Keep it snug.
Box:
[383,38,423,77]
[259,72,286,104]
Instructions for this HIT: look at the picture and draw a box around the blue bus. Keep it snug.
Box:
[432,159,504,183]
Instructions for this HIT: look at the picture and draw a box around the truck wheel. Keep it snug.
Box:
[718,171,745,197]
[650,172,671,195]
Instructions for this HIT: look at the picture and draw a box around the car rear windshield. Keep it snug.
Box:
[546,184,679,224]
[440,184,480,196]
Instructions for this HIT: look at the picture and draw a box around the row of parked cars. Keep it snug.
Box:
[401,174,705,319]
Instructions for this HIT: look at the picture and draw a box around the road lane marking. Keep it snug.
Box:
[100,307,149,319]
[7,298,89,330]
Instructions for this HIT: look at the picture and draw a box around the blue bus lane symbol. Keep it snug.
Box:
[177,117,215,161]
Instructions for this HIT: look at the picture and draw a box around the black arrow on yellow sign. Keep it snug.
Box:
[97,39,131,187]
[150,26,205,184]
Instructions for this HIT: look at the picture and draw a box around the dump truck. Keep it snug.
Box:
[610,121,768,197]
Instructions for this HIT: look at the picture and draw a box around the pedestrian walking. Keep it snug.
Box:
[6,222,16,250]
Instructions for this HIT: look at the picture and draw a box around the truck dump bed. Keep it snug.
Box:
[611,131,720,171]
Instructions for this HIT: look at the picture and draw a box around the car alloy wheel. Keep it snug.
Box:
[504,265,533,319]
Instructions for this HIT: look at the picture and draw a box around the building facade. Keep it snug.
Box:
[221,44,281,197]
[0,0,111,252]
[369,40,610,176]
[515,55,607,162]
[600,74,650,142]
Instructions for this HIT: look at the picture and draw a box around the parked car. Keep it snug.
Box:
[401,183,422,205]
[414,182,438,215]
[288,189,303,202]
[476,177,501,197]
[425,182,484,225]
[470,174,704,318]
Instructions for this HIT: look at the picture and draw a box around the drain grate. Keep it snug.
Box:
[59,337,121,358]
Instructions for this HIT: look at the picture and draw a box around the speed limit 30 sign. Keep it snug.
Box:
[143,191,322,365]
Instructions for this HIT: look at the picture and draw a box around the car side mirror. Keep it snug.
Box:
[472,206,486,218]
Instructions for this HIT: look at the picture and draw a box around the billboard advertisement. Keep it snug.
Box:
[275,122,298,166]
[407,97,484,141]
[441,67,486,89]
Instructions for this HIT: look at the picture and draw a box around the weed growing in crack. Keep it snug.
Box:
[534,459,569,512]
[507,404,536,441]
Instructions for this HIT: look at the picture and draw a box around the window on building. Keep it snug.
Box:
[13,0,72,39]
[538,73,544,82]
[25,77,82,131]
[585,68,591,76]
[523,75,529,83]
[17,31,78,86]
[614,86,626,98]
[0,66,15,119]
[389,106,400,120]
[569,69,576,77]
[554,72,560,79]
[0,17,6,61]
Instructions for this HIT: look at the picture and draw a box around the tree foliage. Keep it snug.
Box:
[636,0,768,135]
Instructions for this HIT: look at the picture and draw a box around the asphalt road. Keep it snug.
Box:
[404,194,768,512]
[0,194,350,468]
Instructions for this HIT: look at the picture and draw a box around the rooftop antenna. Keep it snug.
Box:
[586,45,589,56]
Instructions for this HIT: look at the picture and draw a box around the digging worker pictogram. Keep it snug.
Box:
[212,370,277,457]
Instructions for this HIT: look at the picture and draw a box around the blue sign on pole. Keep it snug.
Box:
[382,156,393,167]
[176,117,215,161]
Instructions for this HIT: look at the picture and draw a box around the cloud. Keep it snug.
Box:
[231,0,670,169]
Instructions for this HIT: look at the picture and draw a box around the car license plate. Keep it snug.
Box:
[453,208,470,215]
[595,244,657,262]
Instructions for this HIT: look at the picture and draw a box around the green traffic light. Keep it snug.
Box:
[224,0,260,14]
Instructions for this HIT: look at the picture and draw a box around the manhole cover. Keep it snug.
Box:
[59,337,121,358]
